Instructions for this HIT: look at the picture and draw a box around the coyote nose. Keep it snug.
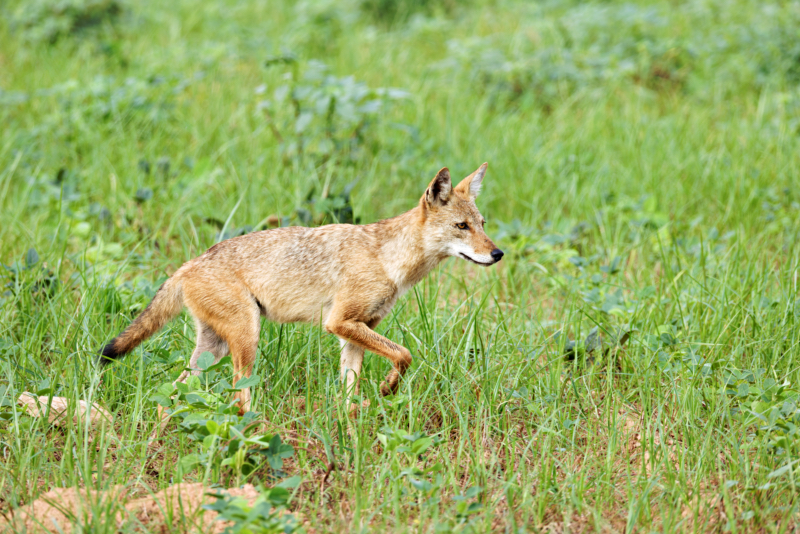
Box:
[491,248,504,262]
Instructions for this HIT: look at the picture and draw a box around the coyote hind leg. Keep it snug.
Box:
[200,307,260,416]
[174,320,229,384]
[183,281,262,416]
[154,321,229,439]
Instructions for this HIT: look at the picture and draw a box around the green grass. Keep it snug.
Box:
[2,0,800,531]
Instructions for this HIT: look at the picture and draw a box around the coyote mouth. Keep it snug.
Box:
[459,253,495,266]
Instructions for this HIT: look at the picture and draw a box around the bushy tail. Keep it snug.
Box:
[99,277,183,366]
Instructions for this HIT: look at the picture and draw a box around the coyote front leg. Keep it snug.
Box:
[339,340,364,398]
[339,339,374,415]
[327,314,412,396]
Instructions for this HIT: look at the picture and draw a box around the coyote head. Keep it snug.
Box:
[420,163,504,266]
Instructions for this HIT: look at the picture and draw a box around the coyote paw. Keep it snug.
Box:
[380,381,398,396]
[348,399,371,417]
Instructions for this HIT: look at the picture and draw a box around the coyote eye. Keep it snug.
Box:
[456,222,469,230]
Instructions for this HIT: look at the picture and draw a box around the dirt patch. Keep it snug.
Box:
[17,393,113,429]
[2,483,288,533]
[123,482,261,533]
[618,409,682,476]
[0,485,127,533]
[680,493,726,532]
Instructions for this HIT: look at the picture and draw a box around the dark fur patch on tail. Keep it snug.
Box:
[96,278,183,368]
[98,339,123,367]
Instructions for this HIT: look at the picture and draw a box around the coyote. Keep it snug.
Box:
[100,163,503,412]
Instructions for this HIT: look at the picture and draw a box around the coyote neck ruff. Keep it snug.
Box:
[369,209,443,295]
[100,163,504,413]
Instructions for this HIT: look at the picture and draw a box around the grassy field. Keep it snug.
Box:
[2,0,800,531]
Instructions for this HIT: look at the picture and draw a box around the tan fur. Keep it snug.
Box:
[102,164,503,412]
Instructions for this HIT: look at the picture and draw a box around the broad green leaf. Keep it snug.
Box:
[767,460,797,478]
[465,486,483,498]
[234,375,260,390]
[410,436,433,455]
[205,355,232,372]
[277,476,302,489]
[149,394,171,407]
[185,393,209,407]
[25,248,39,267]
[196,351,215,371]
[186,375,201,390]
[409,478,433,492]
[179,454,200,471]
[158,383,176,397]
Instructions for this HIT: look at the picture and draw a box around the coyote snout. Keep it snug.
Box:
[100,162,503,415]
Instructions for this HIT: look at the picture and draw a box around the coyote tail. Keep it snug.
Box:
[99,276,183,366]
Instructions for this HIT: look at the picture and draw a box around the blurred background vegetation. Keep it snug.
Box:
[2,0,798,266]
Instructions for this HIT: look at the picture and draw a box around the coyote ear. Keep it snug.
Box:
[425,167,452,207]
[455,162,487,200]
